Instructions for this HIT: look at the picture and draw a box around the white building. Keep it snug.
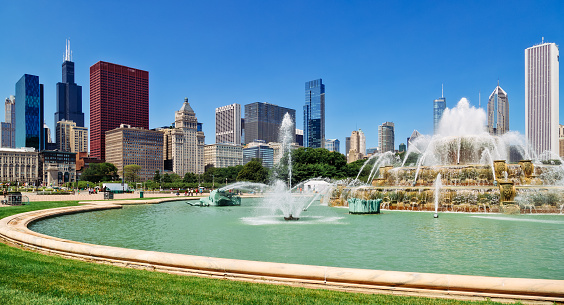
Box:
[215,103,241,145]
[0,147,38,184]
[487,83,509,136]
[268,141,300,165]
[204,143,243,168]
[164,98,205,175]
[525,42,559,157]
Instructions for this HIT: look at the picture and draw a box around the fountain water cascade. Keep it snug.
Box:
[334,98,564,214]
[220,113,336,220]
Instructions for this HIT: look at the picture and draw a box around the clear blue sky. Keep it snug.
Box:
[1,0,563,154]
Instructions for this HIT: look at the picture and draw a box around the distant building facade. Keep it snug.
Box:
[525,42,559,157]
[268,142,300,165]
[39,150,76,187]
[399,143,406,152]
[55,40,84,127]
[1,96,15,148]
[347,129,365,163]
[215,103,242,145]
[487,83,509,135]
[162,98,205,176]
[204,143,243,168]
[56,120,88,153]
[90,61,149,161]
[105,124,164,181]
[295,129,303,146]
[244,102,295,144]
[345,137,350,159]
[243,141,274,168]
[407,130,421,150]
[325,139,340,152]
[15,74,44,150]
[433,96,446,135]
[0,147,38,184]
[304,79,325,148]
[560,124,564,158]
[379,122,395,153]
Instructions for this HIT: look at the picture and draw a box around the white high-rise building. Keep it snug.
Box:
[379,122,395,153]
[525,42,559,157]
[215,103,241,145]
[164,98,205,176]
[487,83,509,136]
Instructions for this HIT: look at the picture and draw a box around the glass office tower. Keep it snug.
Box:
[304,79,325,148]
[15,74,44,150]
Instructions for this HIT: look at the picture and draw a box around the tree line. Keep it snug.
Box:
[73,148,376,189]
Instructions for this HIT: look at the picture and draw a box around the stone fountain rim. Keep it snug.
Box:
[1,200,563,303]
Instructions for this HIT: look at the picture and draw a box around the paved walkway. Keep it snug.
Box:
[1,191,209,206]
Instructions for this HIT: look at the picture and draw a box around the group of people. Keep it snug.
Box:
[176,189,203,196]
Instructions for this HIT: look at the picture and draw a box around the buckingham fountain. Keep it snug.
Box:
[334,98,564,214]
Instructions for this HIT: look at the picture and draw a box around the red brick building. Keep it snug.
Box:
[89,61,149,161]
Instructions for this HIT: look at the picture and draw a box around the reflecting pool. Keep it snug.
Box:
[30,198,564,280]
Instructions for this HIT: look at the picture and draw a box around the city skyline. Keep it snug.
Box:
[1,1,563,154]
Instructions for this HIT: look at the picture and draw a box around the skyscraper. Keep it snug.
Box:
[347,129,365,163]
[90,61,149,161]
[215,103,241,144]
[244,102,295,144]
[162,98,205,176]
[15,74,44,150]
[487,82,509,135]
[433,87,446,135]
[525,42,559,157]
[304,79,325,148]
[379,122,395,153]
[1,96,15,148]
[56,120,88,153]
[55,40,84,127]
[325,139,340,152]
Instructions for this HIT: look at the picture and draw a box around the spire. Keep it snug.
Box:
[64,39,72,62]
[478,90,481,109]
[441,83,444,98]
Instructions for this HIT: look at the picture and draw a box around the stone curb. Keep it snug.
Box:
[0,202,563,304]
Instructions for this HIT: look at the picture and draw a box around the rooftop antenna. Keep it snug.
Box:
[64,39,72,62]
[478,90,481,109]
[542,37,544,44]
[441,83,444,98]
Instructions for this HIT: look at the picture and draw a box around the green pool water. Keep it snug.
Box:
[30,198,564,280]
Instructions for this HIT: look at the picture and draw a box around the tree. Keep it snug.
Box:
[123,164,141,183]
[154,170,161,183]
[237,159,268,183]
[80,163,119,183]
[162,173,172,183]
[183,172,197,183]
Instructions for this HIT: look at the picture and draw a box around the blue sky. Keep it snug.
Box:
[1,0,563,154]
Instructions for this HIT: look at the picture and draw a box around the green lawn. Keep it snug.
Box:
[0,202,518,304]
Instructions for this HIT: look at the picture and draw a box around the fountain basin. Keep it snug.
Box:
[16,200,564,303]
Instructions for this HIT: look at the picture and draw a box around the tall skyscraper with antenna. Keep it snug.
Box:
[433,85,446,134]
[525,41,559,157]
[55,39,84,127]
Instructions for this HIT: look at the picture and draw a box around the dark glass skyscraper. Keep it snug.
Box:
[15,74,44,150]
[55,40,84,127]
[304,79,325,148]
[244,102,295,144]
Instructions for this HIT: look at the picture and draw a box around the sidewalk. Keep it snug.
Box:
[15,191,207,203]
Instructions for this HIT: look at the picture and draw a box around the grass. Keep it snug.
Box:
[0,201,520,304]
